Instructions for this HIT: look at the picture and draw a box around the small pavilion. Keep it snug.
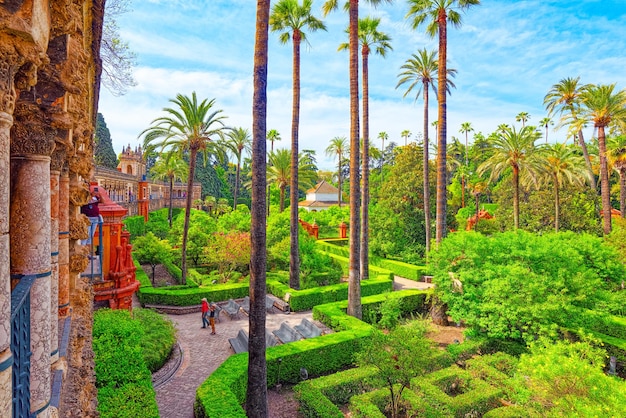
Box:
[298,181,341,212]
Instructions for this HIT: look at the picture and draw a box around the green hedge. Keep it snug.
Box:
[572,310,626,340]
[93,309,159,418]
[412,366,503,417]
[123,215,146,240]
[322,251,393,280]
[195,291,426,417]
[138,281,249,306]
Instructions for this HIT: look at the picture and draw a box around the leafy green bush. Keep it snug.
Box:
[123,215,146,240]
[93,309,159,418]
[133,308,176,372]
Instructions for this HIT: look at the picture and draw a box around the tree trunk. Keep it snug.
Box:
[619,167,626,218]
[360,46,370,281]
[338,156,342,207]
[423,81,431,254]
[279,185,285,212]
[577,128,597,193]
[181,147,197,285]
[290,31,302,290]
[347,0,361,319]
[233,154,241,210]
[512,165,519,230]
[246,1,269,415]
[430,295,449,326]
[168,175,174,227]
[598,126,612,234]
[435,8,448,244]
[474,192,480,231]
[554,179,560,232]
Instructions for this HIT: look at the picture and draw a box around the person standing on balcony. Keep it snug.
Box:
[81,187,103,257]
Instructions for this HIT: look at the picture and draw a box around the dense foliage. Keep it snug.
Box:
[94,113,119,169]
[429,230,626,343]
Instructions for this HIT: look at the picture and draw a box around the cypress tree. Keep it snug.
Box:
[94,113,119,169]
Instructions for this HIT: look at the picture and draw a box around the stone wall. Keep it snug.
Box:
[0,1,105,417]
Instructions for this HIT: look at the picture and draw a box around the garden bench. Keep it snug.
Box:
[228,329,248,354]
[240,296,250,314]
[294,318,322,339]
[266,330,279,348]
[272,322,303,344]
[265,295,276,313]
[223,299,242,320]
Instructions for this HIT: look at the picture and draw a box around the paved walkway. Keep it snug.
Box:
[151,277,431,417]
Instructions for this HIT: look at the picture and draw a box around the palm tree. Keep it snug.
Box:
[378,131,388,182]
[497,123,510,133]
[149,154,188,227]
[401,129,412,146]
[267,148,292,212]
[225,127,252,210]
[340,16,392,281]
[538,143,589,231]
[325,136,348,207]
[579,84,626,234]
[478,125,541,229]
[544,76,596,192]
[247,2,270,413]
[539,117,553,143]
[323,0,392,320]
[406,0,481,244]
[266,128,281,152]
[204,195,216,215]
[608,135,626,218]
[140,92,227,284]
[459,122,473,166]
[468,177,488,230]
[396,49,456,253]
[515,111,530,128]
[271,0,326,290]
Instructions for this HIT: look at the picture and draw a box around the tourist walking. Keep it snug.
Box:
[201,298,209,329]
[208,303,217,334]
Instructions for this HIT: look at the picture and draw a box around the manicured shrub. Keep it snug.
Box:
[133,308,176,372]
[123,215,146,240]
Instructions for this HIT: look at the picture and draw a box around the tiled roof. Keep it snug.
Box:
[306,180,339,194]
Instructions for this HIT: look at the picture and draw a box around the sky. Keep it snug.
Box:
[98,0,626,171]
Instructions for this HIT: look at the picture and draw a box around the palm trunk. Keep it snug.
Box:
[233,155,241,210]
[598,126,612,234]
[290,31,302,290]
[576,127,597,193]
[279,185,286,212]
[168,175,174,227]
[461,175,465,208]
[347,0,361,319]
[423,81,431,254]
[338,157,342,207]
[380,137,384,184]
[246,1,269,415]
[181,148,198,284]
[435,9,448,244]
[554,179,560,232]
[360,45,370,281]
[474,192,480,231]
[619,167,626,219]
[512,165,519,230]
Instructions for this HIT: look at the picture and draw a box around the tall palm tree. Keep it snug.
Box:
[515,111,530,128]
[340,15,392,281]
[225,127,252,210]
[497,123,510,133]
[459,121,473,166]
[478,125,541,229]
[538,143,589,231]
[396,48,456,253]
[325,136,348,207]
[266,128,281,152]
[378,131,388,182]
[323,0,392,319]
[579,84,626,234]
[267,148,292,212]
[407,0,481,244]
[539,116,553,143]
[247,2,270,414]
[271,0,326,291]
[544,76,596,192]
[149,154,188,227]
[140,92,227,284]
[607,135,626,218]
[401,129,412,146]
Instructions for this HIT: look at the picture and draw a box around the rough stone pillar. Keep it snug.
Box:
[49,165,61,364]
[11,100,56,417]
[58,169,70,318]
[0,99,13,418]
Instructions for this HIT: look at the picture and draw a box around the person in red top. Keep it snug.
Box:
[201,298,209,329]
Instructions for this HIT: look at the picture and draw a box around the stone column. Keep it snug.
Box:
[49,160,62,364]
[11,101,56,418]
[58,169,70,318]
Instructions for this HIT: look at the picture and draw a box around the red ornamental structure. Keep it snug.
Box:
[87,183,140,310]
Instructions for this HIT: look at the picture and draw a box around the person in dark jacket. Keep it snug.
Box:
[80,187,103,251]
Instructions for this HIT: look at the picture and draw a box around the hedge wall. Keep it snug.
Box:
[194,290,430,417]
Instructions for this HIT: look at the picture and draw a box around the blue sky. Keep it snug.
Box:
[98,0,626,171]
